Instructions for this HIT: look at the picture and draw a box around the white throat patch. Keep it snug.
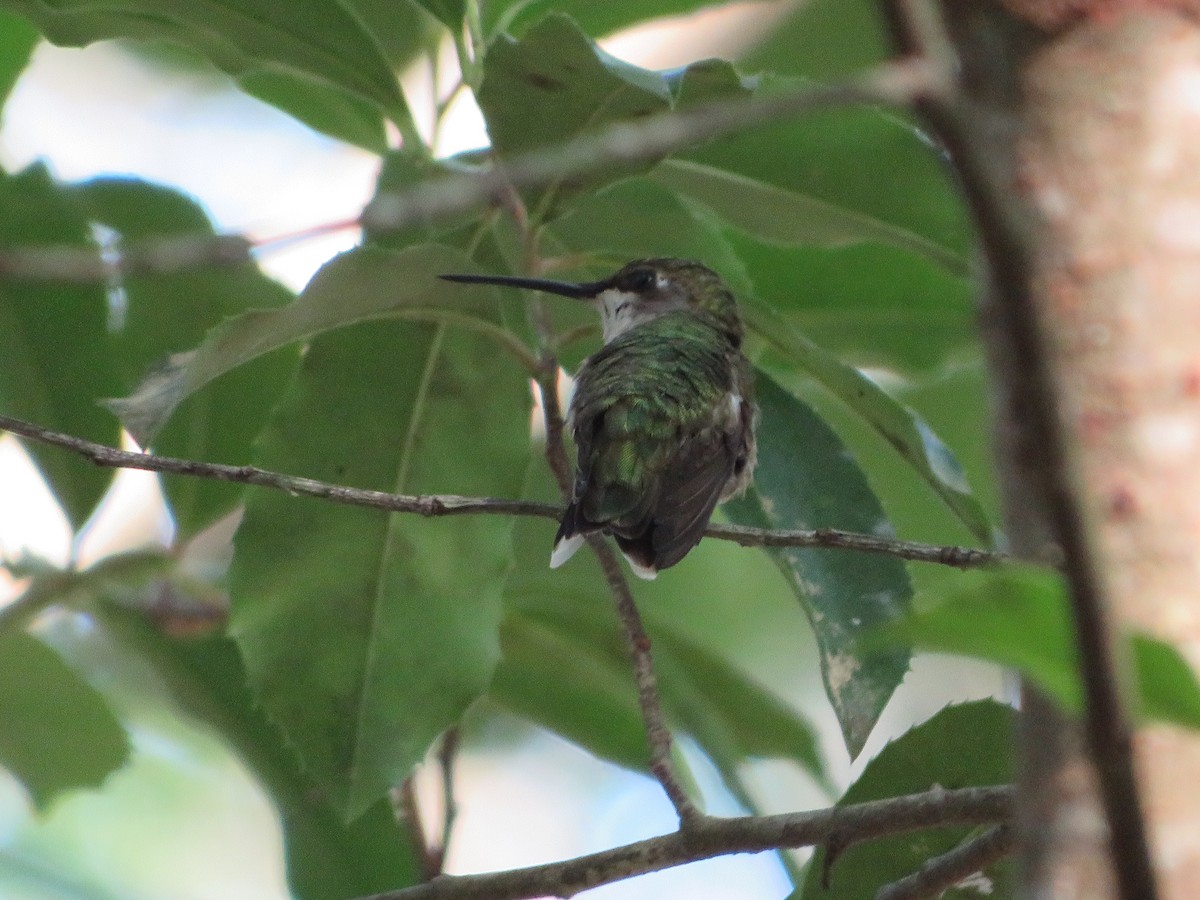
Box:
[595,288,643,342]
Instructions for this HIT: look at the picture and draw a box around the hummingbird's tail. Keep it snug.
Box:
[549,502,659,580]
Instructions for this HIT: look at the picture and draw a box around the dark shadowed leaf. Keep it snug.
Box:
[744,298,993,544]
[724,373,912,758]
[229,306,529,820]
[0,165,120,527]
[727,231,973,373]
[0,0,412,129]
[482,0,739,38]
[238,69,388,153]
[108,244,519,446]
[740,0,888,80]
[0,631,130,808]
[0,10,37,108]
[69,177,297,538]
[804,700,1015,898]
[342,0,441,69]
[477,14,670,214]
[409,0,464,29]
[680,73,971,262]
[95,605,421,898]
[547,176,750,290]
[651,159,967,276]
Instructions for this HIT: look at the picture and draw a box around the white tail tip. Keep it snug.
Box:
[626,557,658,580]
[549,533,585,569]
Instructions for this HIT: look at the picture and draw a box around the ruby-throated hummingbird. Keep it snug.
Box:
[441,259,757,579]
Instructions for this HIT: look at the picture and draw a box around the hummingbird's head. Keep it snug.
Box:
[440,258,742,344]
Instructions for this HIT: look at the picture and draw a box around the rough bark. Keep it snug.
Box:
[1017,10,1200,897]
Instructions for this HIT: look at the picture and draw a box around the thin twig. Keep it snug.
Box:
[0,414,1002,568]
[875,824,1015,900]
[0,60,941,285]
[530,355,700,826]
[589,534,701,826]
[359,785,1012,900]
[875,3,1157,899]
[706,522,1003,568]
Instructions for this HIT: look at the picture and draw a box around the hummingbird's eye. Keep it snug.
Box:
[625,268,657,291]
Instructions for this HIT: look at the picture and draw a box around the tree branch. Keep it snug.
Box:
[0,414,1003,569]
[875,824,1015,900]
[589,533,700,825]
[358,785,1012,900]
[0,60,942,285]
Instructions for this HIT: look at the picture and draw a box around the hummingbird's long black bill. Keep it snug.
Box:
[439,272,604,300]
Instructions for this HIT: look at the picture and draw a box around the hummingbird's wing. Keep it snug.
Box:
[615,421,738,574]
[560,386,741,577]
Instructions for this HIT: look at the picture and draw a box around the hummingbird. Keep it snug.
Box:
[440,259,756,579]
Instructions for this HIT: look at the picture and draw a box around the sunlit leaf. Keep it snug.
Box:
[95,606,421,898]
[0,631,130,808]
[69,177,297,537]
[108,244,520,446]
[230,309,529,820]
[878,566,1200,731]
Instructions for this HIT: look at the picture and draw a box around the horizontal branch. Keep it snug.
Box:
[361,785,1013,900]
[0,414,1002,568]
[0,59,943,284]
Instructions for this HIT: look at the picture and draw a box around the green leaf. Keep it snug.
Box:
[744,297,993,545]
[0,631,130,808]
[108,244,525,446]
[230,308,529,820]
[477,14,670,215]
[68,177,298,538]
[681,74,972,261]
[880,566,1200,731]
[546,176,750,291]
[727,231,973,373]
[724,373,912,759]
[0,0,412,129]
[482,0,731,39]
[740,0,888,80]
[493,460,828,797]
[652,159,968,276]
[238,69,388,153]
[804,700,1015,898]
[341,0,441,70]
[0,165,121,527]
[0,10,38,110]
[409,0,464,29]
[95,605,421,898]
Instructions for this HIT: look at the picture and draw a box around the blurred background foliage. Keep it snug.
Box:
[0,1,1025,897]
